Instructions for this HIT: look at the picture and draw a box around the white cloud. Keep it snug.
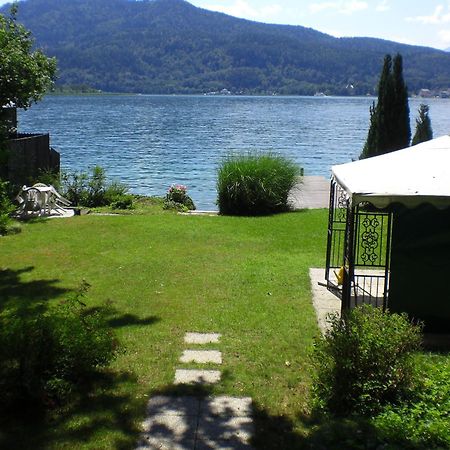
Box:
[406,5,450,24]
[376,0,390,13]
[309,1,336,14]
[203,0,282,21]
[438,29,450,44]
[309,1,368,15]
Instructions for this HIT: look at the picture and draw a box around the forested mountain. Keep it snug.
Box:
[2,0,450,95]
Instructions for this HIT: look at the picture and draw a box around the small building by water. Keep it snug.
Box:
[0,106,60,186]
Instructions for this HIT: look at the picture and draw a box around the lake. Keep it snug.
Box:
[19,95,450,210]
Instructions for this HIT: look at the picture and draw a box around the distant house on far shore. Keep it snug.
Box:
[418,89,433,98]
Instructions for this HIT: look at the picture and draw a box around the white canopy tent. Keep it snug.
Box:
[331,135,450,209]
[325,135,450,331]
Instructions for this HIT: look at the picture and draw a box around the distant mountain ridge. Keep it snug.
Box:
[2,0,450,95]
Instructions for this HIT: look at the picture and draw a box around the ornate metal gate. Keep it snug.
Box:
[325,179,393,312]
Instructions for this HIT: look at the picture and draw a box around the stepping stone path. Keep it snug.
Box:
[137,332,254,449]
[174,369,222,385]
[180,350,223,364]
[184,332,221,344]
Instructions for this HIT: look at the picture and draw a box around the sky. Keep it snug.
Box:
[188,0,450,50]
[0,0,449,50]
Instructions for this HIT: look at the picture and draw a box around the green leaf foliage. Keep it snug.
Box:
[0,282,120,409]
[311,305,422,417]
[411,103,433,146]
[0,6,56,109]
[60,166,130,208]
[372,355,450,449]
[361,54,411,159]
[163,184,196,211]
[0,179,14,235]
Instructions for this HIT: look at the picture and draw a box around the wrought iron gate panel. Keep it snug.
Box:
[325,180,349,298]
[351,206,393,310]
[325,180,393,312]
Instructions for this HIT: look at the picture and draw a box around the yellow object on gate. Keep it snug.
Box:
[334,266,344,286]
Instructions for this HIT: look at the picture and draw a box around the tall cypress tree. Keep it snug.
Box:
[391,54,410,150]
[360,53,410,159]
[411,104,433,146]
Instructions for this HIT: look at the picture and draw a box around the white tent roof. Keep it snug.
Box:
[332,135,450,209]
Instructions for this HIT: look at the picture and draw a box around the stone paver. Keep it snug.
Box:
[184,332,221,344]
[180,350,222,364]
[195,440,253,450]
[138,396,253,450]
[174,369,221,385]
[141,414,197,439]
[146,396,200,416]
[309,268,341,334]
[137,438,194,450]
[197,416,253,443]
[202,396,252,417]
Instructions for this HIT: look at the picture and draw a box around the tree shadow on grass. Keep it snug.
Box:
[137,373,385,450]
[132,371,302,450]
[107,313,161,328]
[137,373,373,450]
[137,370,259,449]
[0,266,71,312]
[0,267,162,450]
[252,405,384,450]
[0,311,162,450]
[0,370,145,450]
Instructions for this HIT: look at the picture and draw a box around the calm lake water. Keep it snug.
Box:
[19,95,450,209]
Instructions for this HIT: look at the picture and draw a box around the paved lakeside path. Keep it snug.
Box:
[289,176,330,210]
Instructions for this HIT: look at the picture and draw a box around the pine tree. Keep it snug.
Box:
[360,54,410,159]
[411,104,433,146]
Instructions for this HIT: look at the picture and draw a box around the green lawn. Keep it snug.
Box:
[0,206,327,449]
[1,205,448,450]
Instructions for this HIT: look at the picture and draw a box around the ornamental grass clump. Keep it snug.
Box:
[311,305,422,417]
[217,153,300,216]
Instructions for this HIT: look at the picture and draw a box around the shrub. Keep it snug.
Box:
[311,305,422,417]
[163,184,195,211]
[217,153,300,215]
[61,166,131,208]
[60,170,88,206]
[86,165,107,206]
[34,168,61,191]
[110,194,134,210]
[372,356,450,449]
[0,178,15,235]
[104,180,129,204]
[0,282,119,408]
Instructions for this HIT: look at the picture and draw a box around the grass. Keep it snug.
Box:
[0,204,326,449]
[0,203,448,449]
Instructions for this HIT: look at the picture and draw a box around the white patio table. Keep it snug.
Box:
[16,184,71,217]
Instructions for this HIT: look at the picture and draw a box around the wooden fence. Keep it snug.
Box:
[4,133,60,186]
